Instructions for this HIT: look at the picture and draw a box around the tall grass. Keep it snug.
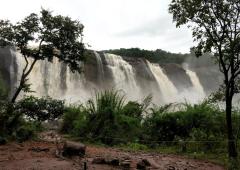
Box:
[86,89,125,115]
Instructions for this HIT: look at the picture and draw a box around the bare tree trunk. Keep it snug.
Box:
[226,88,238,158]
[11,75,25,103]
[11,58,37,103]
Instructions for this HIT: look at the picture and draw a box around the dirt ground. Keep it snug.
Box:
[0,139,225,170]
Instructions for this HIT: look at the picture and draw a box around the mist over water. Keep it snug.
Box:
[0,48,220,105]
[146,61,178,103]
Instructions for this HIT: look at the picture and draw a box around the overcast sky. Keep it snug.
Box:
[0,0,194,53]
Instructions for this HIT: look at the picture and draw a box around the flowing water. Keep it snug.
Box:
[186,69,206,99]
[1,48,208,104]
[146,61,178,103]
[103,53,142,100]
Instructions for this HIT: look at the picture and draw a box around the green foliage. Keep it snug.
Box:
[15,124,34,142]
[61,104,87,135]
[16,96,64,121]
[143,102,225,145]
[119,142,148,151]
[228,158,240,170]
[121,101,143,119]
[0,9,85,71]
[104,48,190,64]
[62,91,230,149]
[169,0,240,158]
[121,95,152,119]
[86,90,125,115]
[86,90,128,145]
[61,91,240,167]
[0,102,21,137]
[0,9,85,102]
[62,90,143,145]
[0,101,41,142]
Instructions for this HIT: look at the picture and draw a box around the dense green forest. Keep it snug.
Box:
[103,48,191,64]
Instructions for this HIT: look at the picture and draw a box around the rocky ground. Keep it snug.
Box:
[0,132,225,170]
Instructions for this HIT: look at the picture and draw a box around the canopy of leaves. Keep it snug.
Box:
[103,48,190,64]
[169,0,240,85]
[16,96,64,121]
[0,9,85,72]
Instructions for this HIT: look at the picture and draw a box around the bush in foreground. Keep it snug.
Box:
[62,90,240,157]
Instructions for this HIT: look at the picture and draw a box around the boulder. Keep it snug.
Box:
[62,141,86,157]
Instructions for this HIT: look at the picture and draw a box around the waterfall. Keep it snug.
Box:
[2,48,210,105]
[13,52,90,103]
[146,61,178,103]
[103,53,142,100]
[94,51,104,81]
[185,69,206,100]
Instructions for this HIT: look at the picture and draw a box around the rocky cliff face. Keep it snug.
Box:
[0,48,222,104]
[0,48,19,96]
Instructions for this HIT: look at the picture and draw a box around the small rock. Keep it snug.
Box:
[62,141,86,157]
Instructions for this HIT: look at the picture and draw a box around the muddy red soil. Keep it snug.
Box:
[0,139,225,170]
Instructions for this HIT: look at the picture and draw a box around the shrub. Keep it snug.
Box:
[15,125,35,142]
[142,101,225,146]
[0,102,41,142]
[62,90,143,145]
[61,104,88,135]
[86,89,125,115]
[0,102,22,137]
[16,96,64,121]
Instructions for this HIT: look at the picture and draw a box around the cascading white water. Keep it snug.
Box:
[103,53,142,100]
[94,51,104,81]
[146,61,178,103]
[13,52,91,103]
[6,49,208,105]
[185,69,206,100]
[64,65,91,103]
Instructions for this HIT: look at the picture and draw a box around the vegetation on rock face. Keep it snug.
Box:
[0,8,85,103]
[103,48,190,64]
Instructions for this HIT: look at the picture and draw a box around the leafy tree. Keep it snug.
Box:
[0,9,85,102]
[16,96,64,121]
[169,0,240,159]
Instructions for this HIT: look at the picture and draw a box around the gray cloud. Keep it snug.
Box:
[0,0,194,53]
[115,16,173,37]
